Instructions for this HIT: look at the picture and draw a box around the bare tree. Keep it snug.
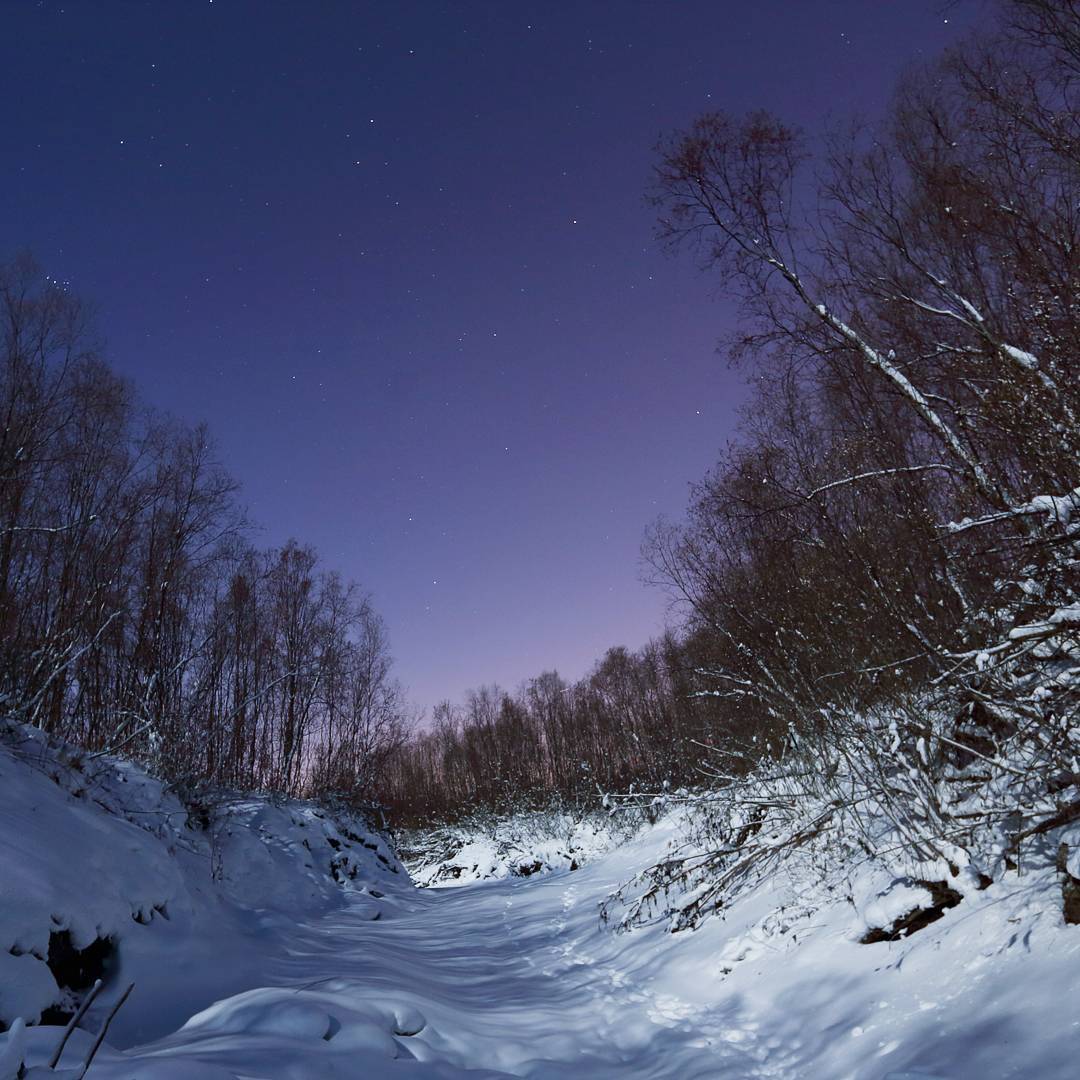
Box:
[0,255,408,805]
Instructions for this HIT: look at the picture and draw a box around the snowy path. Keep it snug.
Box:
[8,732,1080,1077]
[0,734,797,1079]
[22,836,804,1080]
[122,863,774,1079]
[18,826,1080,1079]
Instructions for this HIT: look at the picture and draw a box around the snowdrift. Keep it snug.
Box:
[0,720,405,1048]
[402,808,629,887]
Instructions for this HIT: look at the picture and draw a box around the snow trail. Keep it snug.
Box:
[108,856,775,1079]
[7,763,1080,1080]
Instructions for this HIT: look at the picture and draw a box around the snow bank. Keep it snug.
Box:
[402,808,632,887]
[0,720,405,1046]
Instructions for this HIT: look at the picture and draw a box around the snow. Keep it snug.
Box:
[403,810,624,887]
[1008,600,1080,641]
[0,720,405,1048]
[855,879,934,936]
[0,1021,25,1080]
[1023,487,1080,526]
[999,343,1039,370]
[3,725,1080,1078]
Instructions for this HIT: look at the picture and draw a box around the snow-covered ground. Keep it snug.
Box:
[0,721,405,1056]
[3,727,1080,1078]
[401,809,628,887]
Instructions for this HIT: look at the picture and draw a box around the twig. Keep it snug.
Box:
[48,978,103,1069]
[75,982,134,1080]
[88,720,156,760]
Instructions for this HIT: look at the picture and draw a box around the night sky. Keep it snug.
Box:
[1,1,973,712]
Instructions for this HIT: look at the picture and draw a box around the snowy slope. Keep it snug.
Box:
[3,728,1080,1078]
[0,721,405,1049]
[8,812,1080,1078]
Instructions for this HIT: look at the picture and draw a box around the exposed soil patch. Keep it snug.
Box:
[861,880,963,944]
[39,929,116,1024]
[1056,843,1080,925]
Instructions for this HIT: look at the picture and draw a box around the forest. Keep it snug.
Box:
[381,0,1080,902]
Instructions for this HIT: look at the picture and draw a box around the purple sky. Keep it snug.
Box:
[1,1,975,712]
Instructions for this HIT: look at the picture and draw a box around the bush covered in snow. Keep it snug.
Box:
[587,0,1080,955]
[400,803,642,887]
[601,693,1080,940]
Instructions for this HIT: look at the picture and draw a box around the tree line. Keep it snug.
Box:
[0,254,405,800]
[377,637,742,824]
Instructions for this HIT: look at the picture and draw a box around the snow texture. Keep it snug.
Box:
[403,810,623,887]
[0,721,403,1048]
[3,726,1080,1078]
